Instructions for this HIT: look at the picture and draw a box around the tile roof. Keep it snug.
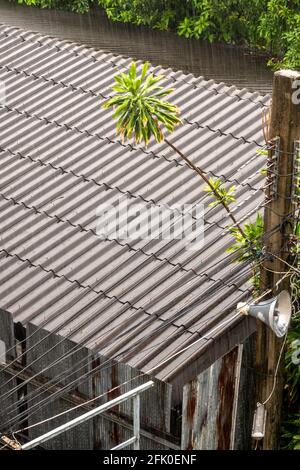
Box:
[0,23,271,385]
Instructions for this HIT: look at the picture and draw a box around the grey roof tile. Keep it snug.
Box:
[0,23,270,381]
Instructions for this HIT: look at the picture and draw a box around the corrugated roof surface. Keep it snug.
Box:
[0,23,270,384]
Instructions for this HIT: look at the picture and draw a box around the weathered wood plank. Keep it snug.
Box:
[23,324,172,450]
[26,323,93,449]
[233,335,256,450]
[1,360,179,449]
[181,346,241,450]
[0,309,18,435]
[91,352,172,449]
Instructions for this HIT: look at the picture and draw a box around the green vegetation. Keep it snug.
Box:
[204,178,236,208]
[228,213,264,292]
[13,0,300,70]
[282,318,300,449]
[228,213,264,263]
[13,0,92,14]
[281,222,300,450]
[103,60,270,296]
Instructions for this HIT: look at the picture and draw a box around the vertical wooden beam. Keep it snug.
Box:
[262,70,300,290]
[230,344,243,449]
[233,335,256,450]
[0,310,18,432]
[257,70,300,449]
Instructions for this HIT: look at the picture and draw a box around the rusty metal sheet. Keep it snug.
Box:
[181,346,243,450]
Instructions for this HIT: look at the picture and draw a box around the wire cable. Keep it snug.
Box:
[0,265,268,433]
[8,280,288,440]
[0,216,279,405]
[0,261,259,430]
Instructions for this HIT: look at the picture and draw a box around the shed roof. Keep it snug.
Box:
[0,23,270,386]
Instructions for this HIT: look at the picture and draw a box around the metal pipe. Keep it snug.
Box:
[111,436,136,450]
[21,381,154,450]
[133,394,140,450]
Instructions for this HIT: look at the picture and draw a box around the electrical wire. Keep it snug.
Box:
[0,259,260,429]
[2,258,255,420]
[0,126,270,392]
[0,193,284,410]
[0,193,271,389]
[7,308,255,438]
[8,279,289,441]
[0,264,269,433]
[0,175,266,370]
[0,131,296,412]
[0,237,254,397]
[0,29,298,446]
[0,216,279,404]
[262,333,288,406]
[267,253,300,276]
[0,258,287,436]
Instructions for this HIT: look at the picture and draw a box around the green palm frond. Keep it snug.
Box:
[103,61,181,146]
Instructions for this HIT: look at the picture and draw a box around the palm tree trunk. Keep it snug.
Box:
[164,138,247,239]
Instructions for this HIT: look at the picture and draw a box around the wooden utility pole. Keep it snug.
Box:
[255,70,300,449]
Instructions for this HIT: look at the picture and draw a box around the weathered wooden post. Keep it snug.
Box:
[255,70,300,449]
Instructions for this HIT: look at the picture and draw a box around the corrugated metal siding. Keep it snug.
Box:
[0,23,270,382]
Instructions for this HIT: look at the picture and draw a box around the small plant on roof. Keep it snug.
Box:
[104,61,263,263]
[103,62,181,146]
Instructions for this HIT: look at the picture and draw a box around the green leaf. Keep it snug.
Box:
[129,62,137,80]
[141,62,149,81]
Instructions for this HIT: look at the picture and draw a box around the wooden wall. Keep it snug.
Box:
[0,311,175,450]
[181,345,250,450]
[0,309,18,437]
[1,309,255,450]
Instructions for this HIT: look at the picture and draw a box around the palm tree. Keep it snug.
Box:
[103,61,246,238]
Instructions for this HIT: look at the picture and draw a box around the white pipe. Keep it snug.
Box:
[111,436,136,450]
[21,381,154,450]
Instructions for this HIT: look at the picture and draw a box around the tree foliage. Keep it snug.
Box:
[281,222,300,450]
[104,61,245,240]
[13,0,92,14]
[12,0,300,69]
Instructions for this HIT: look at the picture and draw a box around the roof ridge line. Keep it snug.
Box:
[0,247,249,338]
[1,60,264,146]
[0,191,246,292]
[0,146,262,236]
[0,23,270,106]
[0,100,262,177]
[0,246,148,313]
